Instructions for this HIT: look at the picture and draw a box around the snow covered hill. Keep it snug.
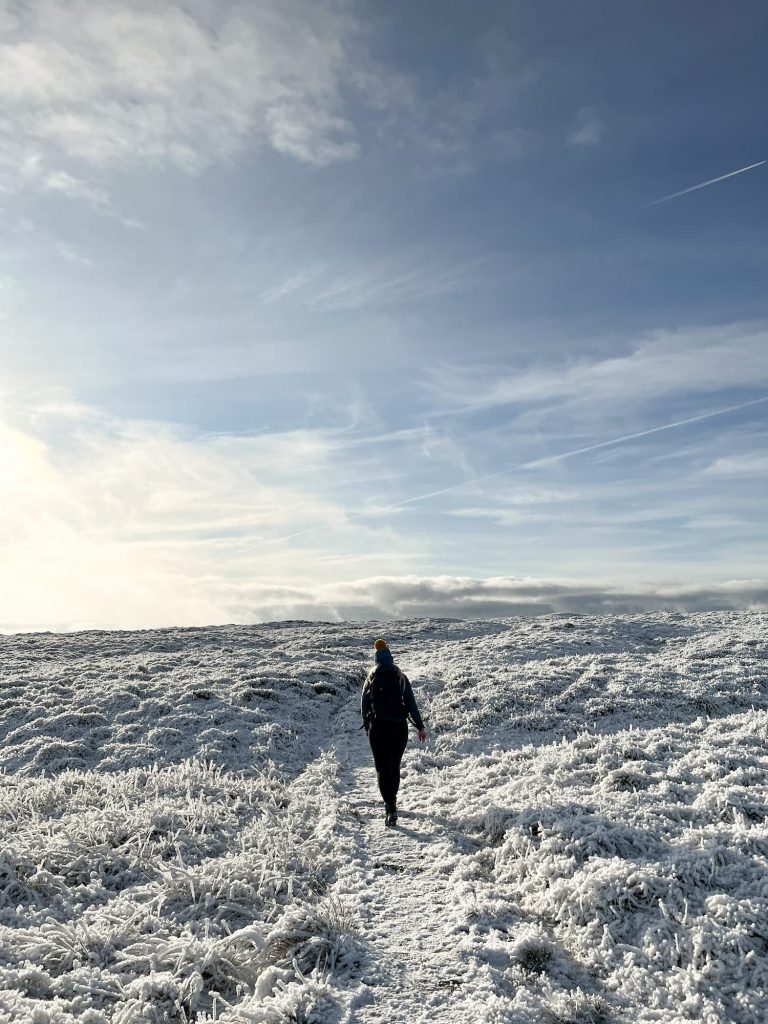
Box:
[1,612,767,1023]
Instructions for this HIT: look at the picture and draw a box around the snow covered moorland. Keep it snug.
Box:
[0,612,767,1024]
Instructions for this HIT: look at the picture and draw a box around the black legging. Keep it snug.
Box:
[368,719,408,806]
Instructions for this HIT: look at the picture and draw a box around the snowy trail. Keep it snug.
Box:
[329,704,500,1023]
[342,764,461,1012]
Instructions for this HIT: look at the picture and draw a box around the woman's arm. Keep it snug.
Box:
[361,676,373,731]
[400,673,425,732]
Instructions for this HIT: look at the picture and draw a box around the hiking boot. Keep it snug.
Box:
[385,804,398,827]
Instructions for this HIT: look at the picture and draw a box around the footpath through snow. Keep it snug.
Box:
[332,718,475,1021]
[1,612,767,1023]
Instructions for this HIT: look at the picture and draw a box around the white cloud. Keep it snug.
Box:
[5,555,766,631]
[295,575,768,619]
[704,453,768,476]
[257,255,488,311]
[54,241,94,266]
[2,386,763,633]
[38,167,142,225]
[567,106,604,147]
[0,0,366,208]
[0,3,540,217]
[0,392,444,630]
[383,31,537,174]
[428,322,768,413]
[43,573,760,630]
[683,515,753,530]
[256,267,324,305]
[451,485,576,527]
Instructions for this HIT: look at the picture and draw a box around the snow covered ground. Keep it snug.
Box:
[1,611,766,1023]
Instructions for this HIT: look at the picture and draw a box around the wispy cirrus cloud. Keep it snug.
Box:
[450,483,577,524]
[703,452,768,476]
[1,385,764,632]
[567,106,604,148]
[401,32,538,173]
[0,388,475,630]
[449,469,766,533]
[426,322,768,414]
[32,165,143,226]
[257,255,488,311]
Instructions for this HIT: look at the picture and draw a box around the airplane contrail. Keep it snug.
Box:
[647,160,766,206]
[256,394,768,548]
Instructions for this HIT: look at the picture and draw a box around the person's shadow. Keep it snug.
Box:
[392,822,433,841]
[388,810,435,842]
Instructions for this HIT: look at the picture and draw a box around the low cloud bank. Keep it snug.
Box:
[4,575,766,634]
[232,575,768,625]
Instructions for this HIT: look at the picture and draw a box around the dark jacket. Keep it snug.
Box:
[361,665,425,732]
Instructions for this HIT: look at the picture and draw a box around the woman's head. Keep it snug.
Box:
[373,638,394,667]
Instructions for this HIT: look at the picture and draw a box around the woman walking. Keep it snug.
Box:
[361,639,427,826]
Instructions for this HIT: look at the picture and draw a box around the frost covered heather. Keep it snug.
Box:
[0,612,767,1023]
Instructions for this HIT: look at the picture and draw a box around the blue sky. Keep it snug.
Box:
[1,0,767,630]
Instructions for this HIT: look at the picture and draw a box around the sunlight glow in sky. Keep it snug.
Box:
[1,0,767,630]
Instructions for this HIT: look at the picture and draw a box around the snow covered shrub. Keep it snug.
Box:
[0,848,56,909]
[115,927,266,1004]
[265,897,359,974]
[225,976,340,1024]
[112,971,191,1023]
[482,805,511,846]
[509,926,553,974]
[543,988,610,1024]
[600,766,651,791]
[13,919,107,975]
